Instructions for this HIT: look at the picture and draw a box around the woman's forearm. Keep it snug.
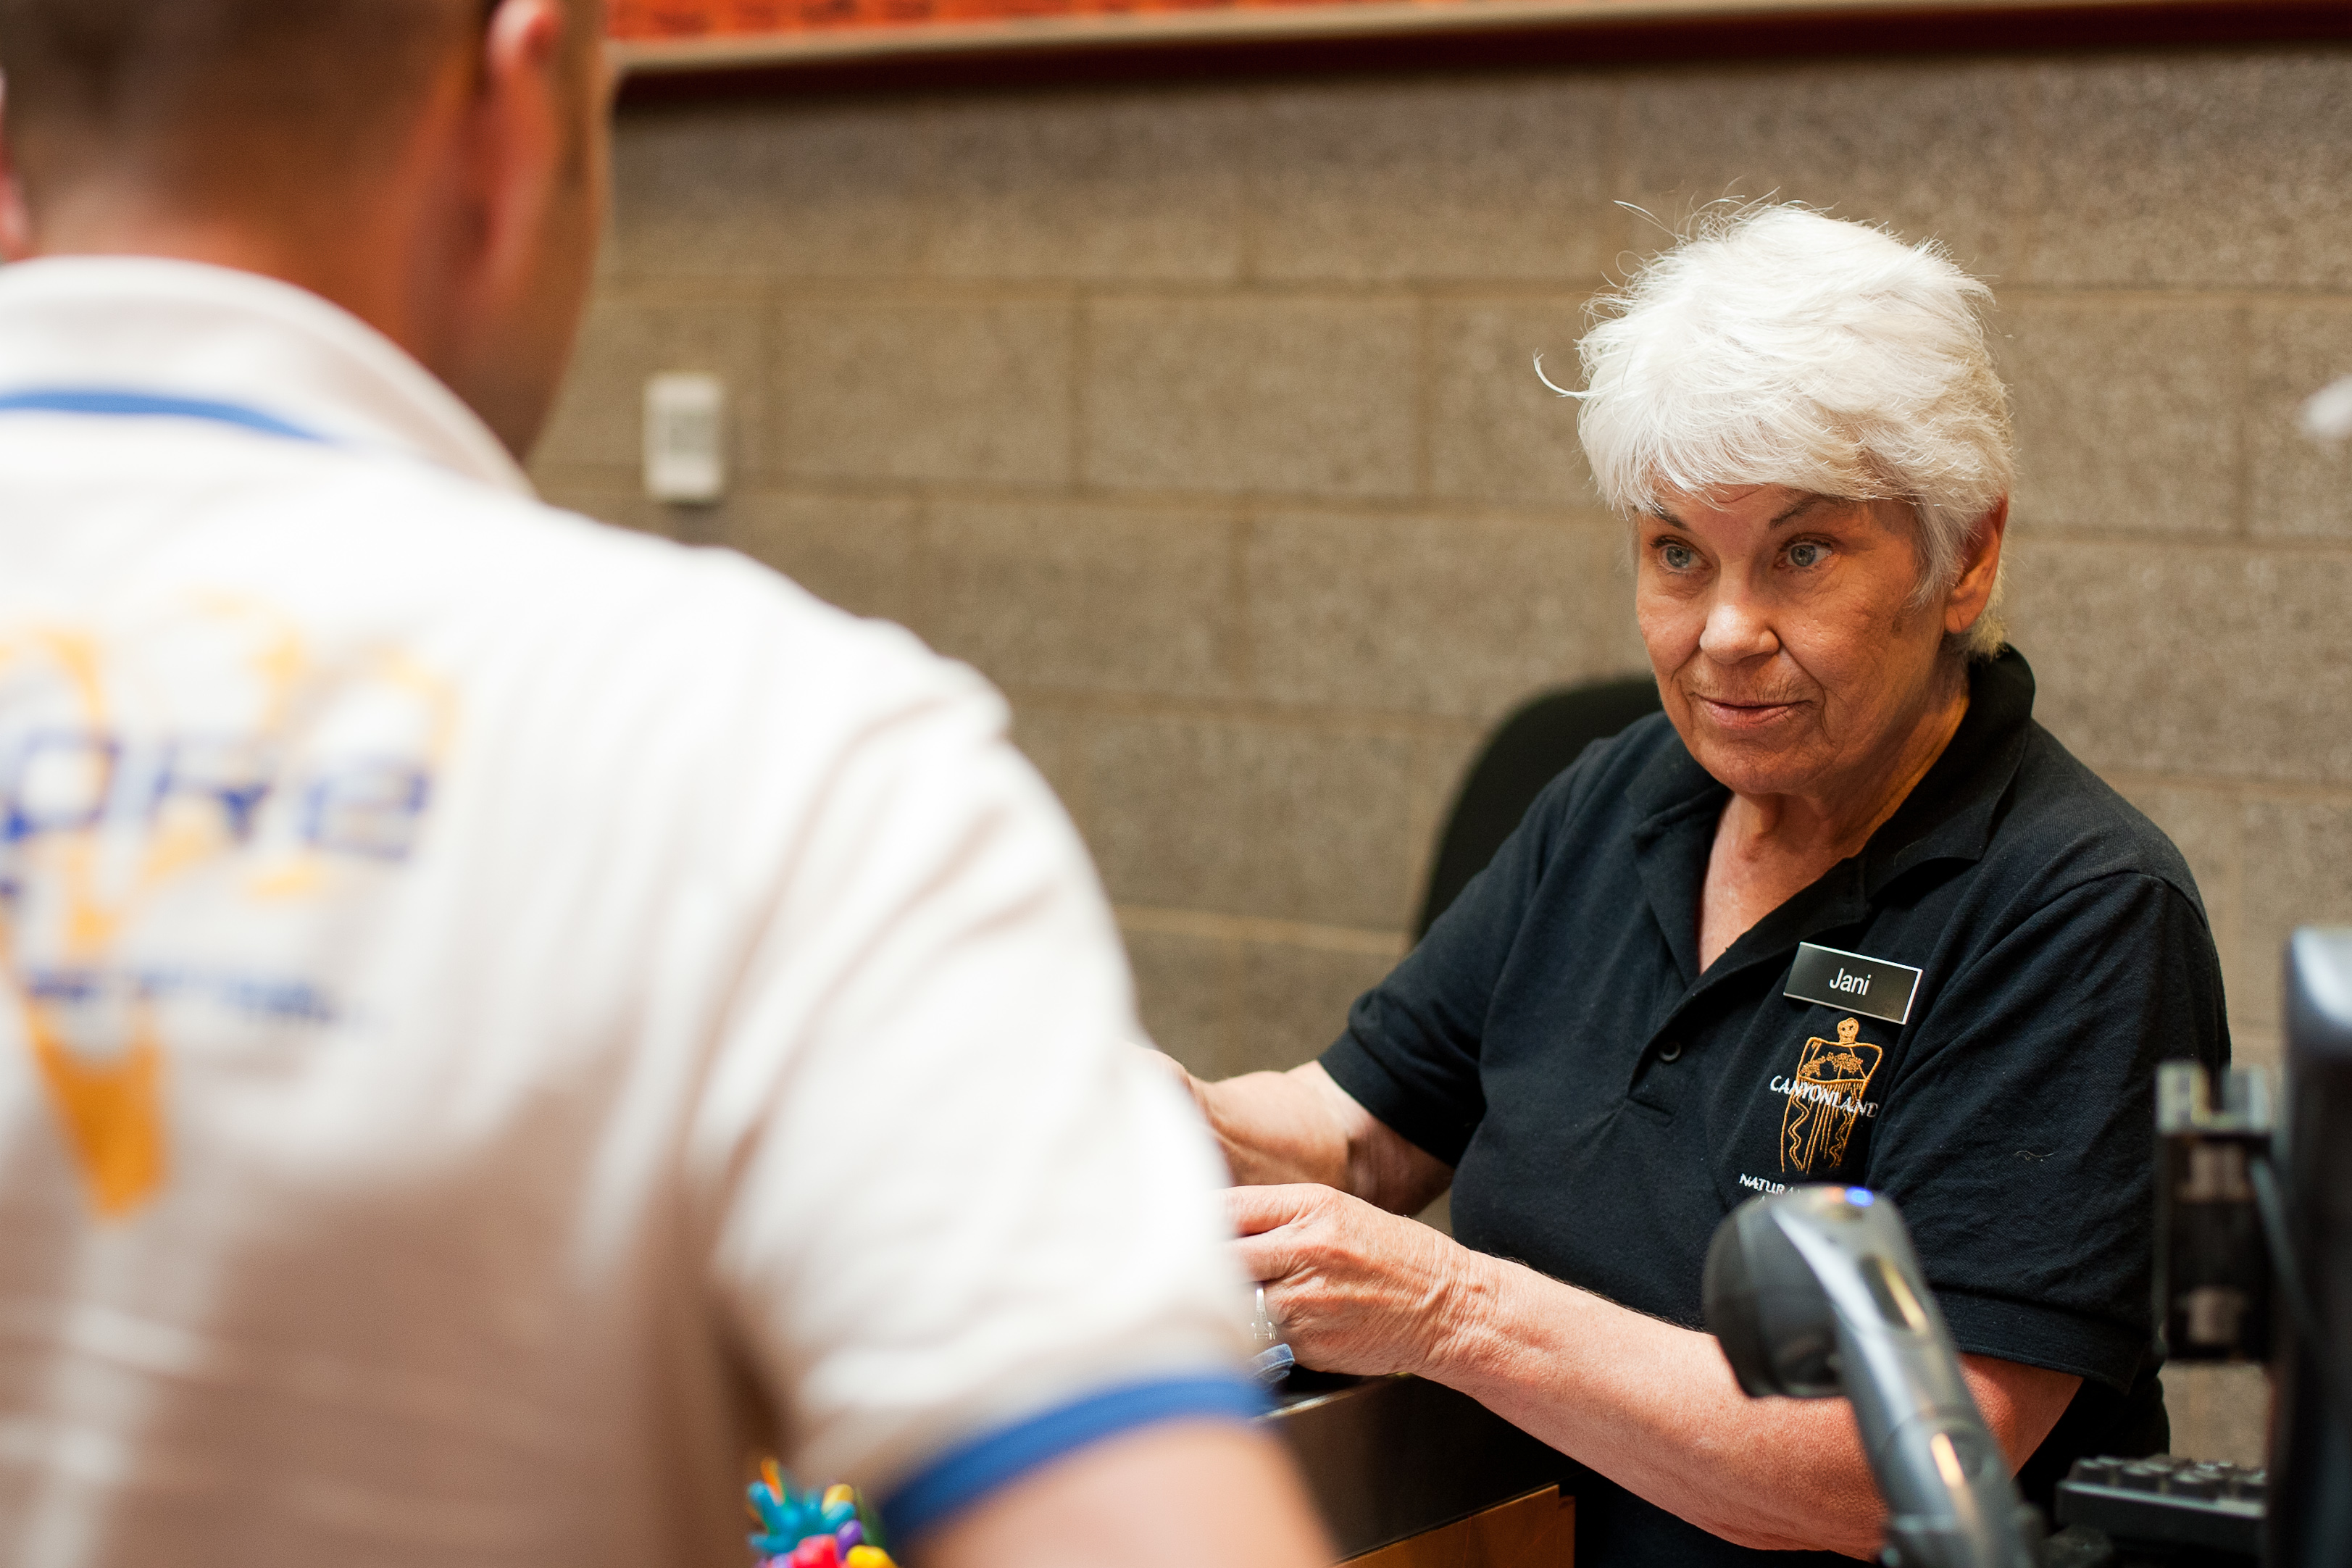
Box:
[1419,1251,2077,1558]
[1196,1064,1453,1213]
[1426,1251,1892,1558]
[1194,1065,1356,1190]
[1232,1184,1885,1554]
[1232,1182,2081,1559]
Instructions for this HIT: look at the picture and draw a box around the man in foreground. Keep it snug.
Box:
[0,4,1330,1565]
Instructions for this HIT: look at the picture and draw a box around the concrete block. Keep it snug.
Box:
[717,491,924,627]
[1243,511,1632,721]
[2007,538,2352,788]
[1124,925,1238,1081]
[2231,1019,2282,1079]
[929,91,1251,282]
[2247,305,2352,541]
[1078,715,1421,929]
[1233,941,1401,1078]
[1428,299,1598,509]
[1006,699,1095,825]
[607,103,935,281]
[923,501,1238,700]
[2240,796,2352,1029]
[1250,78,1618,283]
[530,483,684,541]
[780,300,1075,485]
[1409,725,1498,917]
[1999,300,2241,536]
[525,483,927,618]
[1083,297,1419,499]
[2160,1363,2271,1468]
[534,296,775,481]
[2023,52,2352,290]
[1618,58,2022,279]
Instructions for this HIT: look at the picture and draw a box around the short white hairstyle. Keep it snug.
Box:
[1569,204,2013,659]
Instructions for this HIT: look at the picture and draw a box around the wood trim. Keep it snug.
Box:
[612,0,2352,104]
[1338,1485,1574,1568]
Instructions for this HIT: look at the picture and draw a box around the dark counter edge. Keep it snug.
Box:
[1256,1374,1580,1561]
[616,1,2352,106]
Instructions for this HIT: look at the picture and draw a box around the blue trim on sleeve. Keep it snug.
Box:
[0,388,328,445]
[880,1373,1268,1545]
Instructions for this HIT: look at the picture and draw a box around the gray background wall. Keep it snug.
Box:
[535,42,2352,1465]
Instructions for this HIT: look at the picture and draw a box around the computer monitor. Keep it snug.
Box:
[2270,929,2352,1567]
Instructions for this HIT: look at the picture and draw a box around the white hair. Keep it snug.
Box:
[1567,204,2013,659]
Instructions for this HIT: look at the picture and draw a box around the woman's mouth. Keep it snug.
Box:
[1693,695,1803,730]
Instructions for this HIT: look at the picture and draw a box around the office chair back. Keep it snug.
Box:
[1415,675,1663,941]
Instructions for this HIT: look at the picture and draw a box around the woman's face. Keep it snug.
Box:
[1634,485,1956,804]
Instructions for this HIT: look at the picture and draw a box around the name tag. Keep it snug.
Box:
[1784,942,1921,1026]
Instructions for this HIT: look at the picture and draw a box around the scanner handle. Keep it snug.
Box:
[1706,1187,2041,1568]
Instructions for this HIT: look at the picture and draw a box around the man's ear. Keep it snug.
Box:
[1944,496,2009,638]
[0,78,36,262]
[464,0,570,296]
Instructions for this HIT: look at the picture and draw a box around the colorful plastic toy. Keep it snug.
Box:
[748,1463,896,1568]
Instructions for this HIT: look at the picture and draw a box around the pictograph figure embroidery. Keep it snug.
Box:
[1779,1016,1884,1176]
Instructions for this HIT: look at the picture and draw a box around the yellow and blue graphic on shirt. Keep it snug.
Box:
[0,595,447,1217]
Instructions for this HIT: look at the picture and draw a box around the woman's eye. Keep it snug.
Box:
[1786,541,1830,569]
[1659,543,1698,572]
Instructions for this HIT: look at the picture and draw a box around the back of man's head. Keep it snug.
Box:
[0,0,608,456]
[0,0,581,222]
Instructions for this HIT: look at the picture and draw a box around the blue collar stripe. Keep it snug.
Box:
[0,388,328,445]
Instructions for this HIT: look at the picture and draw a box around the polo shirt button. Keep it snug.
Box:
[1657,1041,1683,1063]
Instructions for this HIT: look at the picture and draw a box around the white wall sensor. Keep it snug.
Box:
[644,372,726,504]
[2304,374,2352,445]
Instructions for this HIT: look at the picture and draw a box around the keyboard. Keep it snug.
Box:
[2054,1454,2264,1559]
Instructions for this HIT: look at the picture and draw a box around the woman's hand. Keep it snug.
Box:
[1225,1184,1482,1377]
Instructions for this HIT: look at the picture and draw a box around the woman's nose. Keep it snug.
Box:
[1698,592,1780,662]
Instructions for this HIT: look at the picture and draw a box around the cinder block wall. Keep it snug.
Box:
[535,45,2352,1464]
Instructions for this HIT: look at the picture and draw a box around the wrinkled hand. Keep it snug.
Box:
[1226,1184,1477,1379]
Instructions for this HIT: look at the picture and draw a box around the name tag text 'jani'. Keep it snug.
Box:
[1783,942,1922,1027]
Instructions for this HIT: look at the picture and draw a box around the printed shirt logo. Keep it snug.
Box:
[1,596,448,1217]
[1772,1016,1884,1177]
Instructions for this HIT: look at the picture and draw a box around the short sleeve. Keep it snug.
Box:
[680,643,1257,1532]
[1864,872,2229,1390]
[1321,763,1582,1167]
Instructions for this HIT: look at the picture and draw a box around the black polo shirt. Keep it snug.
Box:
[1321,650,2228,1568]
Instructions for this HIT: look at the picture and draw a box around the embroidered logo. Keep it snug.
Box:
[1772,1017,1883,1176]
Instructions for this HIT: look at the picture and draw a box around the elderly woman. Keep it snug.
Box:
[1176,206,2227,1566]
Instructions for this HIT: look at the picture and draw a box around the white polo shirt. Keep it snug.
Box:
[0,258,1254,1567]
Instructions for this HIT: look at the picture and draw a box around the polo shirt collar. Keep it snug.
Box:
[1625,649,2040,988]
[1859,649,2037,896]
[0,256,533,496]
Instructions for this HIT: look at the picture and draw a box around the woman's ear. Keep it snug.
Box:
[1944,498,2009,637]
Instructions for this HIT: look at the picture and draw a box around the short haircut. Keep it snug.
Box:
[1572,204,2014,659]
[0,0,585,213]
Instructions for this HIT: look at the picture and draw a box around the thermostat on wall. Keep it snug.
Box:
[643,372,726,504]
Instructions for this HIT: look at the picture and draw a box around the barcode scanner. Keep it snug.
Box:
[1703,1185,2043,1568]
